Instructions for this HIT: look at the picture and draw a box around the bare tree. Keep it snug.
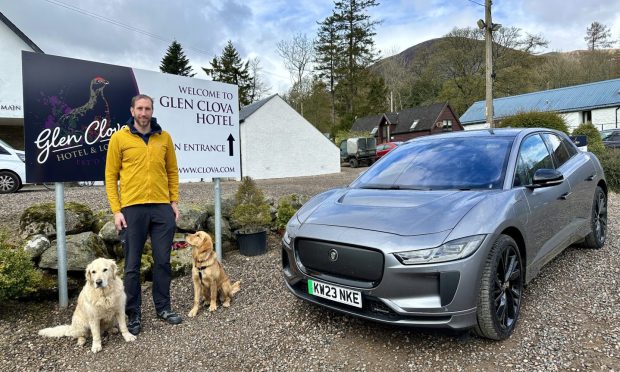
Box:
[277,33,315,114]
[377,46,411,111]
[517,33,549,54]
[585,21,616,50]
[247,57,270,104]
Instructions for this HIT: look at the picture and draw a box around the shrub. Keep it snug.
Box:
[498,111,569,134]
[572,122,606,157]
[276,196,300,231]
[0,232,43,301]
[231,177,272,233]
[598,148,620,193]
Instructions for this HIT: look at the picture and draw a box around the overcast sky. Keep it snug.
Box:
[2,0,619,95]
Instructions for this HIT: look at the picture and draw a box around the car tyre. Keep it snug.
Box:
[582,186,607,249]
[349,158,358,168]
[0,171,21,194]
[474,234,523,340]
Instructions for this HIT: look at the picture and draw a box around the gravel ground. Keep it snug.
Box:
[0,167,619,371]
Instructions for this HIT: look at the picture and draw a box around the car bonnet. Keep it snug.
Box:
[300,188,489,236]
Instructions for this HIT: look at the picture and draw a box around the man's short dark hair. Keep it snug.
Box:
[131,94,154,108]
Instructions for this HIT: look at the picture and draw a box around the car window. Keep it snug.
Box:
[0,145,9,155]
[513,134,554,187]
[352,136,513,190]
[561,136,578,157]
[542,133,572,168]
[609,132,620,141]
[601,131,614,140]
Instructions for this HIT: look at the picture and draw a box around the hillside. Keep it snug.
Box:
[370,37,620,115]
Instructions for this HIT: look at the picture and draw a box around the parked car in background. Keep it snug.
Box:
[282,128,607,340]
[375,141,402,159]
[339,137,377,168]
[600,128,620,148]
[0,139,26,194]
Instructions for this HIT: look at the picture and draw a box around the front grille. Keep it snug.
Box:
[295,239,384,285]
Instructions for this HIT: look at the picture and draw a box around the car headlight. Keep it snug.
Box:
[283,216,301,246]
[394,235,486,265]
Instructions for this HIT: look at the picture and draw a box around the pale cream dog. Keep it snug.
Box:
[38,258,136,353]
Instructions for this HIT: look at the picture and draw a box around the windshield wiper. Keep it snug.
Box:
[359,184,401,190]
[359,184,432,190]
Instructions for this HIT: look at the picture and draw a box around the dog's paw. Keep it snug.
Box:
[223,300,231,308]
[109,326,119,334]
[91,343,102,353]
[77,337,87,347]
[209,304,217,312]
[188,307,199,317]
[123,332,137,342]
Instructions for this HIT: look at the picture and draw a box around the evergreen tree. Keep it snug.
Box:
[315,14,342,127]
[332,0,380,119]
[159,40,195,77]
[203,41,252,106]
[585,22,615,50]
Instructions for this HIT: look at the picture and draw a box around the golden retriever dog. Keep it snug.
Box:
[38,258,136,353]
[186,231,241,317]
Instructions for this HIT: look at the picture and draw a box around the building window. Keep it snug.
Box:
[443,120,452,131]
[370,127,378,135]
[409,120,419,130]
[582,111,592,123]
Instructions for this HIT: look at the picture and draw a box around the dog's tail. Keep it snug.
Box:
[230,280,241,296]
[38,325,72,338]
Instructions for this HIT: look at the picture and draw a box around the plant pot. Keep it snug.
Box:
[235,229,267,256]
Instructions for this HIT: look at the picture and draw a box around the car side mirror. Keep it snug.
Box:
[527,169,564,189]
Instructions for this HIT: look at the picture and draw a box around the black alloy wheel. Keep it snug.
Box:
[475,234,523,340]
[583,186,607,249]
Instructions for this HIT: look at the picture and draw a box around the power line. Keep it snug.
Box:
[42,0,211,55]
[466,0,485,6]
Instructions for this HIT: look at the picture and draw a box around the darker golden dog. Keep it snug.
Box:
[186,231,241,317]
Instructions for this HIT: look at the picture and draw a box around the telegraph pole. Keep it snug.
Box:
[484,0,494,127]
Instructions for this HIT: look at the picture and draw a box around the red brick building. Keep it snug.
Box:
[351,102,464,144]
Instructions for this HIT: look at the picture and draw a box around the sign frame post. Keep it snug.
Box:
[54,182,68,308]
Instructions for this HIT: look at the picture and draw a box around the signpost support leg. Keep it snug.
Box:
[55,182,68,308]
[214,178,222,262]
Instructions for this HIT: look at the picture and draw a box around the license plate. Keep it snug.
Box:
[307,279,362,308]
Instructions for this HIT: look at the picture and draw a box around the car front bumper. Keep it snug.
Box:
[281,226,491,330]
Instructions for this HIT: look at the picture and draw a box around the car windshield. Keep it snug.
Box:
[352,136,514,190]
[0,139,13,149]
[601,130,616,140]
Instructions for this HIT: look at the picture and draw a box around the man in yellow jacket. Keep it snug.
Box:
[105,94,182,335]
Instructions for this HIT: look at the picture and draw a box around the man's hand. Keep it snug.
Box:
[114,212,127,231]
[171,201,180,222]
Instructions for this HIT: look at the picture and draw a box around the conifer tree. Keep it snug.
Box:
[160,40,195,77]
[315,14,342,127]
[584,21,616,50]
[333,0,380,118]
[203,41,252,106]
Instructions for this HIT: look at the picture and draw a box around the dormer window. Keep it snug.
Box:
[410,120,419,130]
[370,127,378,135]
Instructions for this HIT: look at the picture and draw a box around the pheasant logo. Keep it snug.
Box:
[57,77,111,135]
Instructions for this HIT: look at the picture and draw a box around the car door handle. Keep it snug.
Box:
[585,174,596,181]
[560,192,572,200]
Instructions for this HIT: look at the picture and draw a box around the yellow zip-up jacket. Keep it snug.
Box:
[105,122,179,213]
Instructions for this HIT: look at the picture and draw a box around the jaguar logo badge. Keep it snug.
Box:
[329,249,338,262]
